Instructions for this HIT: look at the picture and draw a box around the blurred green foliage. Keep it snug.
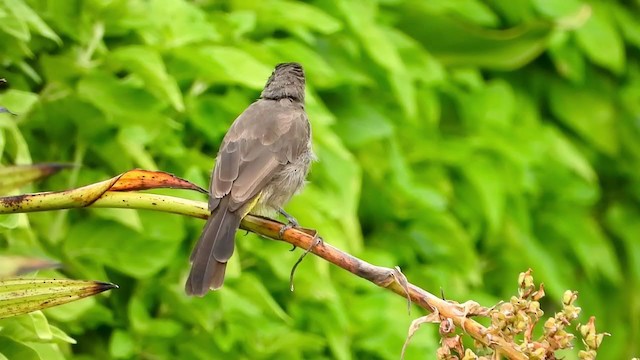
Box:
[1,0,639,358]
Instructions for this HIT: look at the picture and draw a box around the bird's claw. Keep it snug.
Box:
[277,207,300,239]
[278,219,299,239]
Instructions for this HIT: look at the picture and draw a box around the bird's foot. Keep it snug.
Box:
[278,208,300,239]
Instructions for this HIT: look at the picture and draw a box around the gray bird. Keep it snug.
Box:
[186,63,314,296]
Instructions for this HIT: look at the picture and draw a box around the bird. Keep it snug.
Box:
[185,62,314,296]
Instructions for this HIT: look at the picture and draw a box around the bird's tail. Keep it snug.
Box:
[185,197,241,296]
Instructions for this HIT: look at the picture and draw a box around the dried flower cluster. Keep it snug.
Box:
[406,269,609,359]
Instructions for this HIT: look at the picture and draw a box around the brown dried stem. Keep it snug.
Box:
[0,170,525,359]
[242,216,527,360]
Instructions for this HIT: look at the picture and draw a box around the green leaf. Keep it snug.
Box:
[0,116,33,164]
[0,336,40,360]
[76,72,166,119]
[336,0,403,71]
[64,213,184,278]
[109,46,184,111]
[263,39,340,88]
[175,46,271,89]
[421,0,500,26]
[3,0,61,44]
[549,80,618,155]
[398,4,555,70]
[605,204,640,282]
[0,89,38,115]
[266,0,342,35]
[0,6,30,41]
[28,311,52,341]
[545,212,622,284]
[484,0,534,25]
[109,330,135,359]
[575,3,625,74]
[462,156,506,236]
[333,103,394,148]
[136,0,220,47]
[458,79,516,129]
[531,0,582,18]
[117,126,158,170]
[611,3,640,49]
[49,325,75,344]
[546,127,596,183]
[548,34,586,82]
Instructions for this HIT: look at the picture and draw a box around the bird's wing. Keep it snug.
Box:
[209,100,309,213]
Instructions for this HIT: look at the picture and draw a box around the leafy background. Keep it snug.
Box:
[1,0,639,359]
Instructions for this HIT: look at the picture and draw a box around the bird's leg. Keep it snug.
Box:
[278,207,299,239]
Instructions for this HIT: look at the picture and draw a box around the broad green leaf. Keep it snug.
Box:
[76,72,166,119]
[575,3,625,74]
[387,29,447,86]
[21,344,65,360]
[3,0,61,44]
[0,214,21,230]
[531,0,583,18]
[225,10,257,39]
[389,70,417,119]
[484,0,533,24]
[136,0,220,47]
[64,213,184,278]
[175,46,271,89]
[461,156,506,236]
[548,34,586,82]
[117,126,158,170]
[27,311,51,341]
[266,0,342,35]
[0,89,38,115]
[91,208,143,232]
[0,336,40,360]
[109,46,184,111]
[420,0,500,27]
[49,325,75,344]
[0,8,30,41]
[546,212,622,284]
[605,204,640,282]
[513,230,571,300]
[458,79,516,129]
[399,3,555,70]
[234,275,290,322]
[332,103,394,148]
[0,117,32,164]
[546,127,596,183]
[389,139,448,211]
[611,3,640,49]
[109,330,135,359]
[549,80,618,155]
[263,39,340,88]
[336,0,403,71]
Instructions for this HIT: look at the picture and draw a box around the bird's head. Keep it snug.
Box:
[261,62,305,102]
